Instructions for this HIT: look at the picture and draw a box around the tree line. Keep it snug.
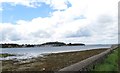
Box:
[1,42,85,48]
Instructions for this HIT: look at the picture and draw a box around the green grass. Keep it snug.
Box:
[93,47,118,71]
[0,53,16,57]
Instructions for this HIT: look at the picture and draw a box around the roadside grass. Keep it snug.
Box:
[93,47,118,71]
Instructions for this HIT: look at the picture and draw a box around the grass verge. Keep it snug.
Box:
[93,47,118,71]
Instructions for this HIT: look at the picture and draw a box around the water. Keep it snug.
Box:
[0,45,111,60]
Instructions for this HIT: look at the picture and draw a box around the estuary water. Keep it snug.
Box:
[0,45,111,60]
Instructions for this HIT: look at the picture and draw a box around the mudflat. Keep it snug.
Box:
[2,48,108,71]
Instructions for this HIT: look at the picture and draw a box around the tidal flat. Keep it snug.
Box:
[2,48,108,71]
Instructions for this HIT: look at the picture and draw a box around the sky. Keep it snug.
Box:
[0,0,119,44]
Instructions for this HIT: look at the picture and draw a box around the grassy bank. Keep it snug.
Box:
[2,48,108,71]
[93,47,118,71]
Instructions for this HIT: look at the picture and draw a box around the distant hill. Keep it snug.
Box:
[1,43,22,48]
[67,43,85,46]
[1,42,85,48]
[40,42,66,47]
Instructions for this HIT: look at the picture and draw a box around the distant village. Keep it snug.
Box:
[0,42,85,48]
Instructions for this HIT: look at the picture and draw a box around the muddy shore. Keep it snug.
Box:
[2,48,109,71]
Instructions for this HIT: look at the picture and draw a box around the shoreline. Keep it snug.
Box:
[1,45,111,60]
[2,48,109,71]
[1,48,109,60]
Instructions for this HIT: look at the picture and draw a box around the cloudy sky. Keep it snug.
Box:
[0,0,119,44]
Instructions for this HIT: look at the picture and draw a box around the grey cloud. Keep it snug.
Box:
[66,28,91,38]
[30,30,51,38]
[0,27,51,42]
[0,28,13,41]
[65,15,113,39]
[97,15,113,24]
[9,33,22,41]
[89,15,115,35]
[74,15,86,20]
[0,30,5,41]
[0,28,22,41]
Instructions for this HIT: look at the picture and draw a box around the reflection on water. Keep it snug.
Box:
[0,45,111,60]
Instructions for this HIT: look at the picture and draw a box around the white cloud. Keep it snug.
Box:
[0,0,119,44]
[49,0,69,10]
